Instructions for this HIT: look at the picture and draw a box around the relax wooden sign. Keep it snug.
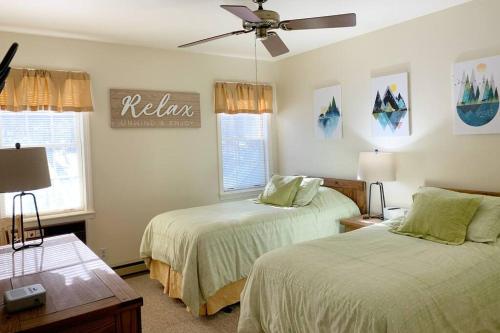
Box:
[110,89,201,128]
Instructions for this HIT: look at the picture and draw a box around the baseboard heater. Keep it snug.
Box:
[113,261,148,277]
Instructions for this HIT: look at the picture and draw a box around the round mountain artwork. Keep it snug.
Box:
[453,55,500,135]
[371,72,410,137]
[314,85,342,139]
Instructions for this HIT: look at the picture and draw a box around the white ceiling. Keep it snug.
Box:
[0,0,471,61]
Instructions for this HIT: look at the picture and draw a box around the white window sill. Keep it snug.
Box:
[219,188,263,201]
[20,210,96,228]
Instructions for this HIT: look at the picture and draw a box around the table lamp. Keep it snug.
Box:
[0,143,51,251]
[357,150,395,219]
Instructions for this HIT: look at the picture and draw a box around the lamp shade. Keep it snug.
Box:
[357,151,395,182]
[0,147,51,193]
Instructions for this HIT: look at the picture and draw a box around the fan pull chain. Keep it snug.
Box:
[254,34,259,113]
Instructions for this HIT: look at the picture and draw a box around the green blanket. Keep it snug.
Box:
[140,187,359,315]
[239,220,500,333]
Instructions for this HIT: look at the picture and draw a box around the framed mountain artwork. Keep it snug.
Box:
[453,55,500,135]
[371,73,410,137]
[314,85,342,140]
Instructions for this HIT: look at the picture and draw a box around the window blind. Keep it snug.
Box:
[219,113,269,192]
[0,111,86,217]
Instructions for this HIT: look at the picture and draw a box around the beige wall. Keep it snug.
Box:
[1,0,499,265]
[0,32,277,265]
[275,0,500,211]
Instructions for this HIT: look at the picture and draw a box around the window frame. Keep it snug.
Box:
[0,111,94,222]
[216,112,273,199]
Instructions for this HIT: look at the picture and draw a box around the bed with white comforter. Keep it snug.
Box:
[140,186,360,314]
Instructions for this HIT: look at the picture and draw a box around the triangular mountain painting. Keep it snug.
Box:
[314,85,342,140]
[371,73,410,137]
[454,56,500,135]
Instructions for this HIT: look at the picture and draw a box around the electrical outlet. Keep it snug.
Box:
[99,248,107,260]
[24,230,41,239]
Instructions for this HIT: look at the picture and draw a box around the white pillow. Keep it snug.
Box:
[293,178,324,206]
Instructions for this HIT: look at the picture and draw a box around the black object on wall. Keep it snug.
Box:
[41,221,87,244]
[0,43,18,94]
[24,220,87,244]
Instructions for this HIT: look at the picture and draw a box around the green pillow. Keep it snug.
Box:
[259,175,303,207]
[418,187,500,243]
[392,191,482,245]
[467,195,500,242]
[293,178,323,206]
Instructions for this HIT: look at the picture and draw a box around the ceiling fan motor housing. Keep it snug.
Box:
[243,9,280,32]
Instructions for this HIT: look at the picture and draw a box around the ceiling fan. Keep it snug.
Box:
[178,0,356,57]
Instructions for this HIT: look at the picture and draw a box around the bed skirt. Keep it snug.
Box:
[148,259,246,315]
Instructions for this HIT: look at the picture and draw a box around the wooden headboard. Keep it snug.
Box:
[319,178,367,214]
[443,187,500,197]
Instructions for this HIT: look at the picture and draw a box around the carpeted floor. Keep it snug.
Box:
[125,273,240,333]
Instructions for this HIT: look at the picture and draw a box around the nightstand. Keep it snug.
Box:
[340,215,383,232]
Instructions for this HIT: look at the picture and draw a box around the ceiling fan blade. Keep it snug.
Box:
[178,30,252,48]
[0,43,18,72]
[0,67,11,81]
[261,32,289,57]
[221,5,262,23]
[280,13,356,31]
[0,43,17,94]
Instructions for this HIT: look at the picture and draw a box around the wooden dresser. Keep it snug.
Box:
[0,234,143,333]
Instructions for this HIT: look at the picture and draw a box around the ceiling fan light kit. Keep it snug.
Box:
[179,0,357,58]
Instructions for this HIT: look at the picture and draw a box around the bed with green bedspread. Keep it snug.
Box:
[238,220,500,333]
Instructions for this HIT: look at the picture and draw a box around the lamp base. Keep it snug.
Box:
[12,242,43,251]
[367,182,387,220]
[11,192,44,252]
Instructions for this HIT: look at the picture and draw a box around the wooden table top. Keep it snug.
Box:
[0,234,143,333]
[340,215,383,229]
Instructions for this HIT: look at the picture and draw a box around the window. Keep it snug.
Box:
[218,113,271,194]
[0,111,89,218]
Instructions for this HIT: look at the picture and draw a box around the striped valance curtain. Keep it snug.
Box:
[0,68,94,112]
[214,82,273,114]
